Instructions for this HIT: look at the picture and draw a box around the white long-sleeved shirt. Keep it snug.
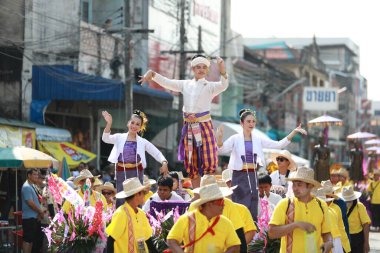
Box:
[218,132,291,170]
[152,73,228,113]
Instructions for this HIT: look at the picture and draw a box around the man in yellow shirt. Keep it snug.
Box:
[143,175,156,203]
[167,183,240,253]
[268,166,333,253]
[62,169,107,213]
[367,169,380,231]
[99,181,116,211]
[338,186,371,253]
[106,177,158,253]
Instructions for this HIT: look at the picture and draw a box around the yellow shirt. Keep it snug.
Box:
[367,180,380,204]
[327,207,340,238]
[167,209,241,253]
[185,188,194,198]
[188,198,244,230]
[346,202,371,234]
[269,197,331,253]
[144,190,154,203]
[106,202,153,253]
[234,203,257,233]
[62,189,107,213]
[329,202,351,253]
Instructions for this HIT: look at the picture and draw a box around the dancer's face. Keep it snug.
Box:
[192,64,208,80]
[240,115,256,132]
[127,116,142,134]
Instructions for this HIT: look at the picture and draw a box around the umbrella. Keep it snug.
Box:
[307,115,343,145]
[0,146,57,168]
[59,157,71,181]
[364,139,380,145]
[366,146,380,153]
[347,132,377,139]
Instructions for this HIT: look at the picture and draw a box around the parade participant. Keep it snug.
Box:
[258,174,282,214]
[319,181,351,253]
[167,184,240,253]
[336,167,352,191]
[217,109,306,220]
[102,109,169,207]
[176,171,194,199]
[62,169,107,212]
[169,171,192,201]
[350,141,364,181]
[315,188,345,253]
[330,167,341,186]
[143,175,156,203]
[268,166,333,253]
[312,136,331,181]
[269,150,297,191]
[142,175,184,213]
[367,169,380,231]
[92,177,103,192]
[139,55,228,189]
[99,182,117,210]
[21,169,44,253]
[106,177,158,253]
[189,175,246,252]
[337,186,371,253]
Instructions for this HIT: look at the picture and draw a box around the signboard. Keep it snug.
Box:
[0,125,36,148]
[303,87,338,111]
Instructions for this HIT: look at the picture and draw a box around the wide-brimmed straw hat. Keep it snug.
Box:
[337,186,361,202]
[271,150,297,171]
[314,188,335,202]
[373,169,380,175]
[74,169,98,185]
[193,175,236,194]
[320,180,340,198]
[336,167,349,178]
[143,175,157,187]
[222,169,232,182]
[93,177,103,187]
[286,166,321,187]
[99,182,117,194]
[115,177,146,199]
[192,184,233,208]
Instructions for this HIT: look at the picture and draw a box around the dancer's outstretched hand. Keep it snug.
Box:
[138,70,155,84]
[102,111,112,125]
[293,123,307,135]
[160,162,169,176]
[216,125,224,146]
[216,56,226,75]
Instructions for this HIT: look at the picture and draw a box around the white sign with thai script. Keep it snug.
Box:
[303,87,339,111]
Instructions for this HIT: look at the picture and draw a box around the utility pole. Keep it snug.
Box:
[124,0,133,120]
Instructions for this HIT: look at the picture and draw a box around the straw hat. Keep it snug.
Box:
[337,185,361,202]
[193,175,235,194]
[286,166,321,187]
[73,169,98,185]
[192,184,233,208]
[99,182,117,194]
[222,169,232,182]
[143,175,157,187]
[115,177,146,199]
[315,188,335,202]
[373,169,380,175]
[336,167,349,178]
[320,180,340,198]
[271,150,297,171]
[93,177,103,187]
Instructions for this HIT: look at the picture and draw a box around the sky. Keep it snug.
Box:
[230,0,380,101]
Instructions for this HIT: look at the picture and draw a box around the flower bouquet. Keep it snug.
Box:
[43,176,111,253]
[248,198,280,253]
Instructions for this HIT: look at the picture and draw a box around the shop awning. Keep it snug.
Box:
[38,141,96,169]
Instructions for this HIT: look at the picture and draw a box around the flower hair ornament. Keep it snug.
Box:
[133,109,148,135]
[240,108,256,120]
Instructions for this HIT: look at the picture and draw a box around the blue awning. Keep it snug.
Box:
[32,65,124,100]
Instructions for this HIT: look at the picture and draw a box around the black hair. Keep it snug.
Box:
[258,174,272,185]
[157,175,173,188]
[131,109,148,134]
[26,168,38,177]
[169,172,179,181]
[239,108,256,122]
[191,54,207,60]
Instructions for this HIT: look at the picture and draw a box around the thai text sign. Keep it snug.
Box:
[303,87,338,111]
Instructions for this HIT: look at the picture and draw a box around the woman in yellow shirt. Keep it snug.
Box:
[367,169,380,231]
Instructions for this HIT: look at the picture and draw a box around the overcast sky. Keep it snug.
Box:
[231,0,380,101]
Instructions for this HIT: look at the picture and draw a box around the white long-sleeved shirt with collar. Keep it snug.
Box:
[152,73,228,113]
[218,132,291,170]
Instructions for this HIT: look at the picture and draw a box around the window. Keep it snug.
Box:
[81,0,92,23]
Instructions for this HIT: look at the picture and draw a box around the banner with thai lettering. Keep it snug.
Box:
[303,87,338,111]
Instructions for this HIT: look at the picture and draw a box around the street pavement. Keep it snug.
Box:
[370,231,380,252]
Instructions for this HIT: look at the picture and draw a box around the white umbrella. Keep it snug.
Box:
[366,146,380,152]
[364,139,380,145]
[307,115,343,127]
[347,132,377,139]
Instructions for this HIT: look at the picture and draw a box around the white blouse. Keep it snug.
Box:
[152,73,228,113]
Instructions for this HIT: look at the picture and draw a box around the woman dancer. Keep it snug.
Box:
[217,109,306,220]
[139,55,228,188]
[102,110,168,207]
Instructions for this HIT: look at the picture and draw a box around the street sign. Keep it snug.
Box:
[303,87,338,111]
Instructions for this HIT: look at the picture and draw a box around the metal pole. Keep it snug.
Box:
[177,0,186,142]
[124,0,133,119]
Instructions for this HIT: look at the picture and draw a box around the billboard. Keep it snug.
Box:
[303,87,338,111]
